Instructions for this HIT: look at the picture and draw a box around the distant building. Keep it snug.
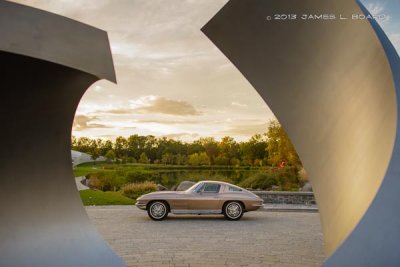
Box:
[71,150,105,167]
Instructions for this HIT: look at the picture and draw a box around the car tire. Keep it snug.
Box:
[147,201,169,221]
[223,201,244,220]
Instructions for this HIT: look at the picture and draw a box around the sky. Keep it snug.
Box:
[10,0,400,142]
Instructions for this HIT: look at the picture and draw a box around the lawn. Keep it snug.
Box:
[73,162,111,177]
[79,189,135,206]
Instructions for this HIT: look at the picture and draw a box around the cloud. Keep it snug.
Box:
[131,96,202,116]
[99,108,134,115]
[162,132,200,140]
[92,96,203,116]
[73,115,110,131]
[134,118,199,124]
[366,2,391,23]
[220,123,268,136]
[389,33,400,52]
[231,101,247,108]
[366,2,385,15]
[14,0,275,141]
[96,135,117,140]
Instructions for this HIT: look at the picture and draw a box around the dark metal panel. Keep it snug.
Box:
[0,2,123,267]
[202,0,400,265]
[0,1,116,82]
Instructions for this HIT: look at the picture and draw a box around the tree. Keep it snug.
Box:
[138,152,150,164]
[114,136,128,159]
[91,147,100,162]
[127,134,145,159]
[71,126,300,168]
[188,153,200,166]
[266,121,301,168]
[161,153,174,165]
[144,135,158,162]
[198,152,210,165]
[218,136,240,164]
[240,134,267,166]
[187,141,204,155]
[105,150,116,162]
[174,154,187,165]
[197,137,219,164]
[99,139,113,156]
[188,152,210,166]
[71,136,77,149]
[73,137,92,154]
[88,139,101,161]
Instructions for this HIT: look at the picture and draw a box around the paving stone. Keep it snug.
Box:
[86,206,325,266]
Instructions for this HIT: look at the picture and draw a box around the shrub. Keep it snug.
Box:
[121,181,157,199]
[214,155,230,166]
[275,166,299,191]
[238,166,299,190]
[239,172,278,190]
[127,157,137,163]
[138,152,150,164]
[87,171,124,191]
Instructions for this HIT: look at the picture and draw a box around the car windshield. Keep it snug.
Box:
[185,182,203,192]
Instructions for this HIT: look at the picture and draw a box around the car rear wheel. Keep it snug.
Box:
[147,201,168,221]
[223,201,243,220]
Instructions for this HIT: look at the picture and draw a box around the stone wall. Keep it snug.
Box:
[252,191,316,205]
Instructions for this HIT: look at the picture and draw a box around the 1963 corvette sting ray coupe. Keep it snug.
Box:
[135,181,264,220]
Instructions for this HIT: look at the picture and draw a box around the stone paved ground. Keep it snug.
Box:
[86,206,325,267]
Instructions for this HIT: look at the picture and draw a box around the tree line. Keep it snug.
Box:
[71,120,301,168]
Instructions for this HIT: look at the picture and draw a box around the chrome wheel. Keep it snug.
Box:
[224,201,243,220]
[148,201,168,220]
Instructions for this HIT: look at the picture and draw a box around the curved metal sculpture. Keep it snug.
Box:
[0,2,124,267]
[202,0,400,266]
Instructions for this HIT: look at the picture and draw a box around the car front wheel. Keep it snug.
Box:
[223,201,243,220]
[147,201,168,220]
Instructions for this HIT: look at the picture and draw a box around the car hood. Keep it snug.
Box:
[138,191,184,200]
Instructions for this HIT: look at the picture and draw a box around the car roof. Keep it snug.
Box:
[199,180,236,187]
[197,181,252,194]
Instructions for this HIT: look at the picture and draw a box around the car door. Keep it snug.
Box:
[188,182,222,212]
[171,182,203,213]
[167,191,189,211]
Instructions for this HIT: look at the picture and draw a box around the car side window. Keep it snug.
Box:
[202,183,221,193]
[228,186,242,192]
[193,183,204,193]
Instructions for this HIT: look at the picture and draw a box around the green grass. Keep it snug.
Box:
[79,189,135,206]
[73,162,112,177]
